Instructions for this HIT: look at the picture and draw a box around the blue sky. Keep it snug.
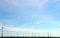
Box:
[0,0,60,36]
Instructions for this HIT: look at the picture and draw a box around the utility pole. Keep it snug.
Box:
[48,32,49,38]
[17,32,18,37]
[1,24,3,38]
[32,32,33,37]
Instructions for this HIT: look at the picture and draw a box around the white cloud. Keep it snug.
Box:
[0,26,59,33]
[0,25,60,36]
[0,25,53,32]
[3,26,49,32]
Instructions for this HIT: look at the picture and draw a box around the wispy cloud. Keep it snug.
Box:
[0,25,60,36]
[4,0,48,9]
[2,26,49,32]
[0,25,59,33]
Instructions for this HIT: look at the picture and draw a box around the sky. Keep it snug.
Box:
[0,0,60,37]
